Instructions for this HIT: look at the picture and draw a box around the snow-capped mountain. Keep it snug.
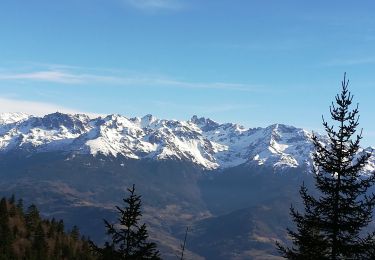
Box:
[0,112,373,171]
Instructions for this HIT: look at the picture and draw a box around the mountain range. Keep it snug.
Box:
[0,112,374,259]
[1,112,373,172]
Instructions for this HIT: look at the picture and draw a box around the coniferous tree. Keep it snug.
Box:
[179,227,189,260]
[71,225,80,241]
[0,195,95,259]
[33,222,48,259]
[8,194,15,204]
[57,219,65,234]
[16,198,24,215]
[277,74,375,259]
[91,184,161,260]
[0,198,13,258]
[25,204,40,238]
[48,218,57,238]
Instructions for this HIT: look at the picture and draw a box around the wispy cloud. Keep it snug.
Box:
[0,66,259,92]
[123,0,184,11]
[0,70,127,85]
[0,71,84,84]
[0,97,100,117]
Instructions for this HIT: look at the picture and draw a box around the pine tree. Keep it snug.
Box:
[277,74,375,259]
[91,184,161,260]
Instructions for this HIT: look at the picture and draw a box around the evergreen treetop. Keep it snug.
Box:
[277,74,375,259]
[91,184,161,260]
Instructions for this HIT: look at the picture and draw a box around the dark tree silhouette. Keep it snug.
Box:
[33,222,48,259]
[179,227,189,260]
[277,74,375,259]
[71,225,80,241]
[91,184,161,260]
[0,198,13,259]
[25,204,40,235]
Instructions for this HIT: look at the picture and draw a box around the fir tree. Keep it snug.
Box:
[91,184,161,260]
[277,74,375,259]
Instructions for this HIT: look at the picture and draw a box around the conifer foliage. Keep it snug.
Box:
[277,74,375,259]
[91,184,161,260]
[0,195,94,259]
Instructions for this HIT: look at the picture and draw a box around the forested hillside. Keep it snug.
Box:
[0,196,94,259]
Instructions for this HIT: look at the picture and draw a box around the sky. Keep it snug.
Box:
[0,0,375,145]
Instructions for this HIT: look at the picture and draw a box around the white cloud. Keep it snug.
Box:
[0,68,258,92]
[0,70,122,85]
[0,97,100,117]
[123,0,184,11]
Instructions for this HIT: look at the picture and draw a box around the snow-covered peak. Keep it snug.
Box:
[190,115,220,132]
[36,112,91,132]
[358,147,375,174]
[0,112,30,124]
[141,114,158,128]
[0,112,373,172]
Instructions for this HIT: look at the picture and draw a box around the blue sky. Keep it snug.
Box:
[0,0,375,145]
